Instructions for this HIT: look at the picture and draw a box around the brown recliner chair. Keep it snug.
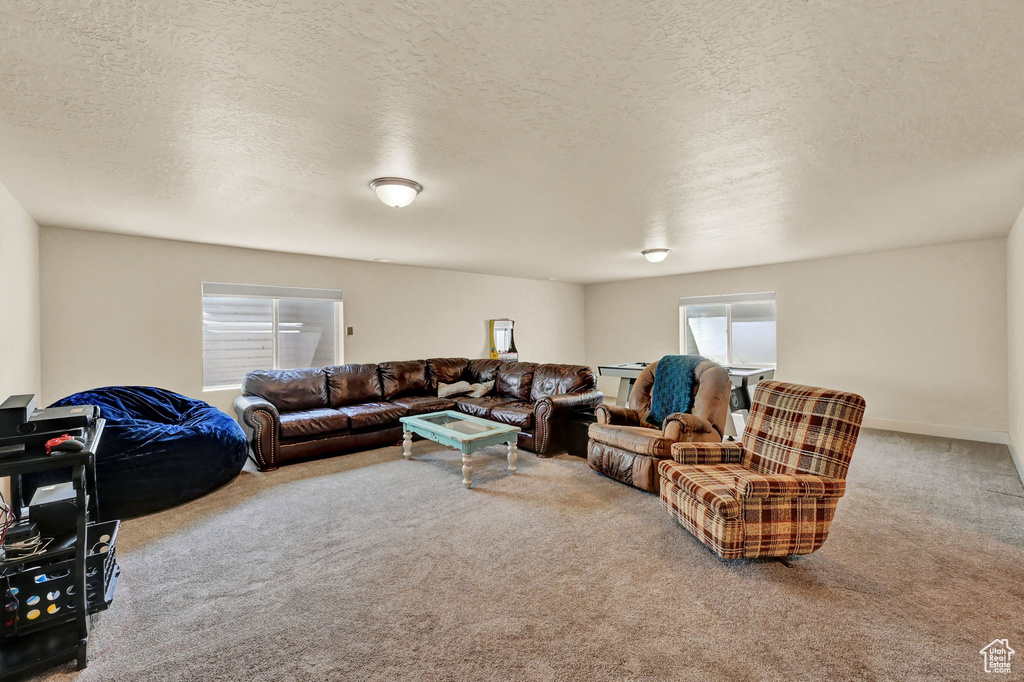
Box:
[587,359,732,492]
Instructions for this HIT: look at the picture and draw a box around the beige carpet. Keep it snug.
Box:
[36,429,1024,681]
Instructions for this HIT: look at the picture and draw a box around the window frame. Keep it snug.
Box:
[678,292,776,368]
[201,282,344,391]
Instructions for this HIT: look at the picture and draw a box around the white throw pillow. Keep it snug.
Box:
[467,380,494,398]
[438,380,473,398]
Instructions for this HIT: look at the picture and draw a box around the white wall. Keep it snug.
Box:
[33,226,1015,444]
[39,228,585,414]
[1006,207,1024,463]
[586,239,1008,438]
[0,182,41,399]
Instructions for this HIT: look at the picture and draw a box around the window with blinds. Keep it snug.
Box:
[201,283,343,390]
[679,292,776,368]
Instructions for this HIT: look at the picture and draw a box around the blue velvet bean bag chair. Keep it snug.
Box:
[29,387,248,520]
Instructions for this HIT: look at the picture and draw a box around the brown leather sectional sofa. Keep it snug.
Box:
[233,358,603,470]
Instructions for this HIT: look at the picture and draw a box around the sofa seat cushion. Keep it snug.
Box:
[453,395,517,419]
[657,461,746,519]
[588,423,673,458]
[392,396,457,416]
[337,402,408,429]
[279,408,351,439]
[489,401,535,429]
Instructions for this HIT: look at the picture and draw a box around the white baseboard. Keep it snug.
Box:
[862,417,1009,445]
[1007,437,1024,488]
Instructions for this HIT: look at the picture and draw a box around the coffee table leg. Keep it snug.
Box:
[507,441,518,473]
[462,451,473,489]
[402,430,412,459]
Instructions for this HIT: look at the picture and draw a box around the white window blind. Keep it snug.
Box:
[679,292,776,367]
[202,283,343,390]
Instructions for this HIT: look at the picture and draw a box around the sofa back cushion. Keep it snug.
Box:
[243,368,328,412]
[529,364,597,401]
[626,362,657,419]
[378,360,431,399]
[427,358,469,389]
[325,364,383,407]
[464,359,502,384]
[741,381,866,480]
[495,362,539,401]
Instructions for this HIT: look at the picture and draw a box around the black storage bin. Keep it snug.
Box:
[564,408,597,458]
[2,521,119,639]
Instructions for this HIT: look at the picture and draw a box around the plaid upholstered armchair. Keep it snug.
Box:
[658,381,865,559]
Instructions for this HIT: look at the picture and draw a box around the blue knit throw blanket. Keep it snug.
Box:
[646,354,705,428]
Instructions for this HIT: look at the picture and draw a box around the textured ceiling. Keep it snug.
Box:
[2,0,1023,283]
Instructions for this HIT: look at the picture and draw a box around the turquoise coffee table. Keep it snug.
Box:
[400,410,520,489]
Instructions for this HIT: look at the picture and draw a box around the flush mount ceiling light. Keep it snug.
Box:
[370,177,422,208]
[642,248,671,263]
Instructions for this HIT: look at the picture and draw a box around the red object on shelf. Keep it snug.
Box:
[44,434,74,455]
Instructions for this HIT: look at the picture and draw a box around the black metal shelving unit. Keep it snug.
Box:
[0,420,107,680]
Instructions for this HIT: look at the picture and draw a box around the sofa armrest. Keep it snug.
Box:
[735,472,846,499]
[536,389,604,415]
[662,412,718,442]
[669,441,744,465]
[233,395,280,471]
[595,404,644,426]
[533,389,605,455]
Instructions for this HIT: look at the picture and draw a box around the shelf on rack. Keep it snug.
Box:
[0,620,83,681]
[0,420,104,477]
[0,534,76,570]
[10,611,78,639]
